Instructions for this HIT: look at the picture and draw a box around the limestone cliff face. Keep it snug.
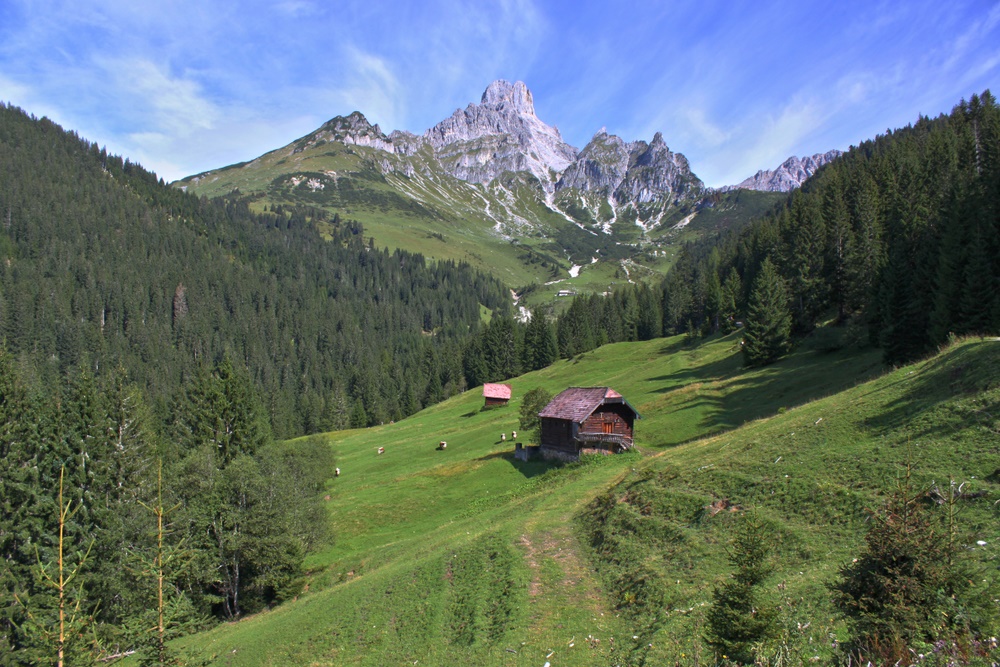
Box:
[297,82,706,209]
[728,150,843,192]
[615,132,702,203]
[424,80,578,188]
[557,129,630,193]
[556,129,703,204]
[269,80,743,227]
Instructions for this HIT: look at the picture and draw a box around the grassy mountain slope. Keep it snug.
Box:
[178,142,562,289]
[177,131,787,308]
[165,332,999,665]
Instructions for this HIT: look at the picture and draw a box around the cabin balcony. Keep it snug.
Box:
[576,431,633,451]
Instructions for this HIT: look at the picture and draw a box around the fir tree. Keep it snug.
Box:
[705,510,779,665]
[742,258,792,366]
[833,468,998,664]
[522,312,557,372]
[720,267,743,333]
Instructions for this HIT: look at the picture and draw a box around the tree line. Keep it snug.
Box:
[547,90,999,368]
[459,281,663,388]
[0,103,511,439]
[661,90,1000,365]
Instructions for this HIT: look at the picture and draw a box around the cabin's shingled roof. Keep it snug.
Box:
[482,383,513,400]
[538,387,639,423]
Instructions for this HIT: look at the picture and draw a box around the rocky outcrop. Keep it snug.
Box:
[274,81,711,220]
[556,129,703,204]
[387,130,426,156]
[728,150,842,192]
[557,129,630,193]
[296,111,397,154]
[616,132,702,203]
[424,80,578,188]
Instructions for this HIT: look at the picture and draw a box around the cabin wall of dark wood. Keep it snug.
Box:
[580,405,634,438]
[484,397,509,407]
[540,417,576,452]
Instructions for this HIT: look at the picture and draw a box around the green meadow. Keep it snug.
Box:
[168,333,1000,666]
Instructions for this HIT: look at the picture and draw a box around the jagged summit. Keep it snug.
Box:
[425,80,578,188]
[727,150,843,192]
[183,80,710,237]
[295,111,395,154]
[480,79,535,116]
[556,128,702,205]
[274,82,704,201]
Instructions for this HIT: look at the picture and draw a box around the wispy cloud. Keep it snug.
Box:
[109,59,218,134]
[1,0,998,184]
[0,74,33,108]
[325,48,404,130]
[274,0,320,18]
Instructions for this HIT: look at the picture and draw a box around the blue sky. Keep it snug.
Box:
[1,0,997,186]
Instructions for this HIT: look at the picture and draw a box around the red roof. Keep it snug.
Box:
[483,383,513,400]
[538,387,639,423]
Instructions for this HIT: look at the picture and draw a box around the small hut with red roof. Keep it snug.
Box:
[537,387,640,461]
[482,382,513,407]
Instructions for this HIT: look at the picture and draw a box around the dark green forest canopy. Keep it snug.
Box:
[0,104,511,437]
[656,90,1000,364]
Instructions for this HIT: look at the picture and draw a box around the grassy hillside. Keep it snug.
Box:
[177,136,788,309]
[165,333,999,666]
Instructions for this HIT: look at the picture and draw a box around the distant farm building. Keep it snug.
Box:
[483,383,513,407]
[537,387,640,461]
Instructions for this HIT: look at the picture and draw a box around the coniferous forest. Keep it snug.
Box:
[660,91,1000,365]
[0,86,998,664]
[0,104,511,436]
[548,91,1000,367]
[0,103,512,663]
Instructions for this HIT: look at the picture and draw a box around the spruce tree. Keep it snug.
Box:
[523,312,557,372]
[742,258,792,366]
[720,267,743,333]
[834,469,998,664]
[705,510,779,665]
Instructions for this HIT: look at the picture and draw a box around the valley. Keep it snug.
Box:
[167,331,999,666]
[175,82,796,307]
[1,66,998,667]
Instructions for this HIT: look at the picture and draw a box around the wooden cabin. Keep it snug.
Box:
[537,387,640,461]
[482,382,513,407]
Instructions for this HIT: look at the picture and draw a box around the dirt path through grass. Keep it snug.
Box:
[513,463,635,667]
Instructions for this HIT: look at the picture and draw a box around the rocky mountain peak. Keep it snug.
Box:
[296,111,395,154]
[481,79,535,116]
[322,110,379,134]
[424,80,578,188]
[727,150,843,192]
[557,129,702,205]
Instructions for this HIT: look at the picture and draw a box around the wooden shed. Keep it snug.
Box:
[482,382,513,407]
[537,387,640,461]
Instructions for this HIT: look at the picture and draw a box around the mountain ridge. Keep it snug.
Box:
[722,149,843,192]
[176,81,833,299]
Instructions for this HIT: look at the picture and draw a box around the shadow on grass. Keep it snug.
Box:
[646,352,743,389]
[860,341,1000,440]
[649,337,885,442]
[473,449,560,479]
[657,337,687,356]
